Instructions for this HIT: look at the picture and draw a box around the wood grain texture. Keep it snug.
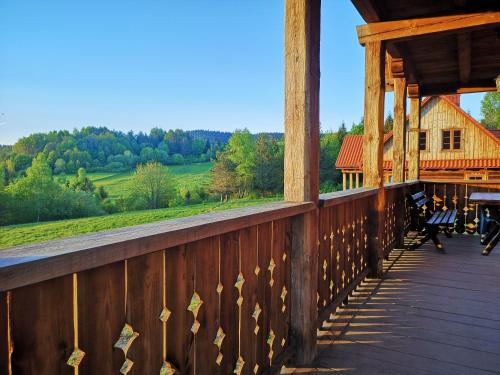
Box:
[284,0,320,203]
[78,262,125,374]
[392,77,407,183]
[408,96,421,180]
[11,275,73,375]
[0,201,314,293]
[219,232,239,373]
[0,292,11,375]
[192,237,219,375]
[357,12,500,44]
[165,245,194,373]
[362,40,385,188]
[126,251,163,374]
[457,33,471,83]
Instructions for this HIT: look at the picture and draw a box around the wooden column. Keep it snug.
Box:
[356,173,360,188]
[284,0,320,364]
[342,172,347,190]
[349,173,353,189]
[408,84,421,180]
[392,75,407,183]
[362,40,385,277]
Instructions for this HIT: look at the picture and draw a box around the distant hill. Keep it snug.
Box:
[0,127,284,176]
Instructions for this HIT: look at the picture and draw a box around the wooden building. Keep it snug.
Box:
[337,94,500,189]
[0,1,499,374]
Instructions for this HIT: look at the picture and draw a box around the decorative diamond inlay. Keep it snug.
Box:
[114,324,139,355]
[216,352,223,366]
[187,292,203,318]
[281,286,287,304]
[254,364,260,374]
[191,320,201,334]
[281,338,286,347]
[235,272,245,293]
[234,356,245,375]
[67,348,85,368]
[217,282,224,294]
[254,265,261,276]
[282,252,287,262]
[267,329,275,363]
[159,307,171,323]
[160,361,177,375]
[268,258,276,287]
[253,303,262,322]
[119,358,134,374]
[214,327,226,349]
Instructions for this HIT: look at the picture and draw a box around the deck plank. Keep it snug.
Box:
[286,235,500,374]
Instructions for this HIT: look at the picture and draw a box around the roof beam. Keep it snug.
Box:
[457,33,472,83]
[357,12,500,45]
[421,81,497,96]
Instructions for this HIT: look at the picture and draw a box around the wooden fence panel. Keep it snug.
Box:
[11,275,73,375]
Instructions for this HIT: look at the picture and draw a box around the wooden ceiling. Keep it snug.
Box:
[352,0,500,96]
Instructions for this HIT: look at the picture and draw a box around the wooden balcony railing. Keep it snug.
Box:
[421,180,500,235]
[0,202,313,374]
[0,180,441,374]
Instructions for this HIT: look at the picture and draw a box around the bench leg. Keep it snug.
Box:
[444,228,453,238]
[428,226,444,251]
[482,228,500,256]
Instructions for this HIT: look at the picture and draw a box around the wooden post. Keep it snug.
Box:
[408,84,421,180]
[392,77,407,182]
[356,173,360,188]
[284,0,320,365]
[343,172,347,191]
[362,40,385,277]
[349,173,353,189]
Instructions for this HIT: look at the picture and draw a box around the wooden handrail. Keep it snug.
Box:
[0,201,314,291]
[319,187,378,207]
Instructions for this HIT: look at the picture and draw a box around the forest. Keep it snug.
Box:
[0,122,361,227]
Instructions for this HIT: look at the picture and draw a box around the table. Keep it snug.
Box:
[469,192,500,256]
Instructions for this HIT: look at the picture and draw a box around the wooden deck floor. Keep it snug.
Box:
[286,235,500,375]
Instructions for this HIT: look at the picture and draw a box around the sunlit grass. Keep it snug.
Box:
[0,196,281,249]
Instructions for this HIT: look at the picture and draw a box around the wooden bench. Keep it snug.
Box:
[407,191,457,250]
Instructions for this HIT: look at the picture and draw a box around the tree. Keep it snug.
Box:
[350,117,364,135]
[68,168,95,193]
[384,112,394,133]
[226,129,256,195]
[480,92,500,130]
[320,130,342,192]
[7,155,61,222]
[210,151,238,201]
[253,135,283,195]
[127,162,175,209]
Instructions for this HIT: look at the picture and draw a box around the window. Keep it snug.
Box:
[465,172,488,181]
[419,131,427,150]
[442,129,462,150]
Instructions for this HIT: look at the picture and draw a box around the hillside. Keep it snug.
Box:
[0,197,280,249]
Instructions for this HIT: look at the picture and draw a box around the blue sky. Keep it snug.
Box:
[0,0,484,145]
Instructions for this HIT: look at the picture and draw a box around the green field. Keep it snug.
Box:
[85,162,213,199]
[0,197,281,249]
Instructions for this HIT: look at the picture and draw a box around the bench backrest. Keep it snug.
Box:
[409,191,431,210]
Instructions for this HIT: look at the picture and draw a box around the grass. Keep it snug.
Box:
[0,196,281,249]
[60,162,213,200]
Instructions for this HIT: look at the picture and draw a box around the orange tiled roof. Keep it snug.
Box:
[382,159,500,170]
[336,96,500,171]
[335,135,363,169]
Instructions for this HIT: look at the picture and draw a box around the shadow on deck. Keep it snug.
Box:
[286,235,500,375]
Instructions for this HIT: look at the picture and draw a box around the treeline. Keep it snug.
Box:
[0,127,230,183]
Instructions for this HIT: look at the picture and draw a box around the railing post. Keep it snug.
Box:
[392,72,407,183]
[362,40,386,277]
[408,84,421,180]
[284,0,320,365]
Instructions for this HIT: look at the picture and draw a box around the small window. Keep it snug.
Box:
[442,130,451,150]
[453,130,461,149]
[419,131,427,150]
[442,129,461,150]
